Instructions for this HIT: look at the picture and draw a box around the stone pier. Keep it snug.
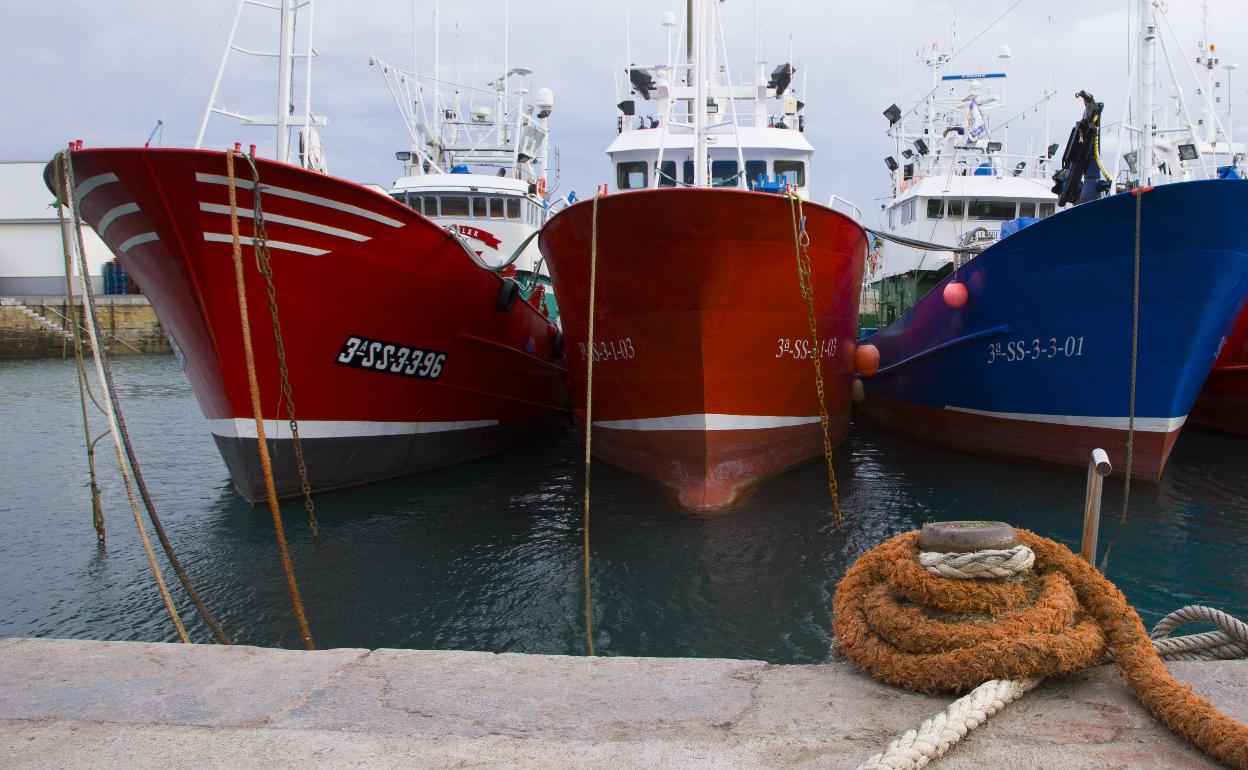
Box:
[0,296,170,359]
[0,638,1243,768]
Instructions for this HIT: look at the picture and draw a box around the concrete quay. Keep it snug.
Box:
[0,637,1243,769]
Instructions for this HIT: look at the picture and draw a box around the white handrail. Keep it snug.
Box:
[827,194,863,223]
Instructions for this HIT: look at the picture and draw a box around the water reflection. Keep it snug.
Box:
[0,356,1245,662]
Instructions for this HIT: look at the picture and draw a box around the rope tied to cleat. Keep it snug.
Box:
[834,522,1248,769]
[787,190,843,529]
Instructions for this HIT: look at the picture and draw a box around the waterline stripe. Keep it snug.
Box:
[199,202,370,242]
[944,406,1186,433]
[119,232,159,253]
[592,414,822,431]
[207,418,499,440]
[195,173,403,228]
[98,202,140,237]
[203,232,328,256]
[75,173,119,200]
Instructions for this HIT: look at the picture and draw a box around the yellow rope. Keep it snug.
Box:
[788,191,844,530]
[581,193,600,657]
[226,149,315,650]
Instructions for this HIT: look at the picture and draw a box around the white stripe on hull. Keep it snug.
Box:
[944,406,1186,433]
[207,418,500,440]
[195,173,404,228]
[75,173,120,200]
[119,232,159,252]
[592,414,822,431]
[98,202,140,236]
[198,202,371,242]
[202,232,328,256]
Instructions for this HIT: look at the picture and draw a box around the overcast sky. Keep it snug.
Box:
[6,1,1247,214]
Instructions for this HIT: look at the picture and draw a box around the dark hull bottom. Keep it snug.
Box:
[214,418,563,503]
[857,393,1179,481]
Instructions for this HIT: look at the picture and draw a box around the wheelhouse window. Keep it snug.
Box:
[1018,201,1037,218]
[472,197,488,218]
[968,199,1016,221]
[683,160,695,185]
[617,161,647,190]
[489,197,506,218]
[1039,202,1056,217]
[745,160,767,185]
[440,196,470,217]
[506,198,521,219]
[900,198,916,225]
[775,160,806,187]
[421,196,438,216]
[391,192,411,208]
[656,160,677,187]
[711,160,740,187]
[926,199,944,219]
[947,199,965,219]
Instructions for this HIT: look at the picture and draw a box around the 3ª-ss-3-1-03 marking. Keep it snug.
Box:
[336,335,448,379]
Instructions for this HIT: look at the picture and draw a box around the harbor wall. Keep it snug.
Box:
[0,296,170,359]
[0,637,1243,769]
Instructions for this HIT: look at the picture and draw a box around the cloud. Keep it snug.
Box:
[4,0,1244,213]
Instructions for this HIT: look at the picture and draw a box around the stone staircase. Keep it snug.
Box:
[0,298,73,341]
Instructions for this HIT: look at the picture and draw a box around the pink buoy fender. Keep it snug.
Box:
[943,280,969,308]
[855,344,880,378]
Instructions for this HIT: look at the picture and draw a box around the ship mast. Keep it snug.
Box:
[1137,0,1157,184]
[692,0,708,186]
[275,0,294,162]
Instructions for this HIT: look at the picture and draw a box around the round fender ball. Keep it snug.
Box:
[943,280,969,308]
[855,344,880,377]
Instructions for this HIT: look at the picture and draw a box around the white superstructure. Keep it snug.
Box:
[873,47,1060,286]
[606,4,813,200]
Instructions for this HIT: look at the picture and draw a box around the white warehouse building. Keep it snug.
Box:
[0,161,111,295]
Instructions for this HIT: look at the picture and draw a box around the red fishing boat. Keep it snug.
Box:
[45,1,567,502]
[1191,306,1248,436]
[540,1,865,510]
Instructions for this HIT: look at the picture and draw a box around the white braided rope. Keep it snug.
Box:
[917,545,1035,579]
[856,678,1041,770]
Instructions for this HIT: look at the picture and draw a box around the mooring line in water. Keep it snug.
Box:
[53,152,106,545]
[226,149,315,651]
[1102,185,1146,572]
[56,148,191,644]
[787,190,843,530]
[580,193,600,657]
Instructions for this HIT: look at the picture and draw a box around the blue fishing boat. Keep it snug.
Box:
[855,2,1248,478]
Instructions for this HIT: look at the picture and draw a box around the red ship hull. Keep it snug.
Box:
[1190,304,1248,436]
[55,148,567,502]
[540,188,865,510]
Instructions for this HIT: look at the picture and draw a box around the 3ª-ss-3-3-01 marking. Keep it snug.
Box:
[336,335,448,379]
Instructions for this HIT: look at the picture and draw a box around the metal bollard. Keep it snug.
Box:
[1081,448,1113,563]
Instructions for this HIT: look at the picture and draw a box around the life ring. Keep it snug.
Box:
[537,178,547,197]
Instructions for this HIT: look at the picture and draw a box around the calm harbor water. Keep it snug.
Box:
[1,355,1245,662]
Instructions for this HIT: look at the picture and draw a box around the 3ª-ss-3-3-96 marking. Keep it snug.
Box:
[987,336,1085,364]
[336,335,447,379]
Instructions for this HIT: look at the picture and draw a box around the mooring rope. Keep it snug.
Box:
[226,149,315,650]
[835,529,1248,769]
[580,193,600,657]
[787,191,843,529]
[1102,185,1146,571]
[64,151,232,645]
[52,153,106,545]
[56,149,190,644]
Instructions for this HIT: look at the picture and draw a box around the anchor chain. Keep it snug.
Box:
[788,190,843,529]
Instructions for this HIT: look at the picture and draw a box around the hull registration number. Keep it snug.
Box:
[336,335,447,380]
